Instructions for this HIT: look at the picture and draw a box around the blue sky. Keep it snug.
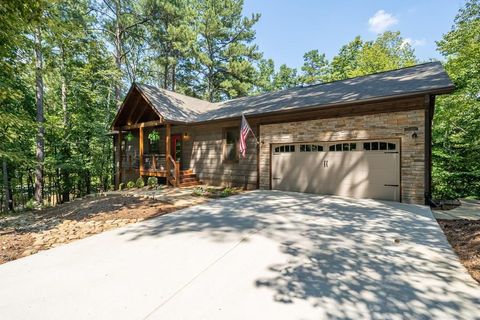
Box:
[243,0,464,69]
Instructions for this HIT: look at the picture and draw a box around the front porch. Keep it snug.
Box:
[116,121,200,188]
[110,82,202,188]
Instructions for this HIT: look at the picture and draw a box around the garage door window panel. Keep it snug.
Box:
[274,144,295,154]
[300,144,323,152]
[329,143,357,152]
[363,141,397,151]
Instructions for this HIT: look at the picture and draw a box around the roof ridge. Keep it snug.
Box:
[135,83,216,106]
[136,62,443,107]
[127,61,452,124]
[217,61,443,105]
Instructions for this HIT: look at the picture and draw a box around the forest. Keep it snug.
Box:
[1,0,479,212]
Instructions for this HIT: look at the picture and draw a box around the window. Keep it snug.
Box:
[223,127,239,161]
[149,139,160,154]
[363,141,397,151]
[300,144,323,152]
[274,144,296,153]
[329,143,357,152]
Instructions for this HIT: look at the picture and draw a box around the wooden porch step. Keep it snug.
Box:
[168,168,201,187]
[180,177,198,183]
[178,181,203,188]
[180,173,197,179]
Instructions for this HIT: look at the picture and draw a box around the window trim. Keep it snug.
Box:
[222,127,240,163]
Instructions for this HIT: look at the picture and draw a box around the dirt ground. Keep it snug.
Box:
[437,219,480,284]
[0,194,206,265]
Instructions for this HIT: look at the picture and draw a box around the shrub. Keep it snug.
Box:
[220,187,235,198]
[118,183,125,191]
[126,180,135,189]
[25,199,36,211]
[192,187,204,196]
[135,177,145,188]
[147,177,158,188]
[108,184,115,191]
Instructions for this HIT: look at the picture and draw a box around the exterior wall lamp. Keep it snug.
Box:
[404,126,419,139]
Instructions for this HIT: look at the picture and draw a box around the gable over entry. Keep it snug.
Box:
[111,85,164,130]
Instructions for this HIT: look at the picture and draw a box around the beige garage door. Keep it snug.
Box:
[271,140,400,201]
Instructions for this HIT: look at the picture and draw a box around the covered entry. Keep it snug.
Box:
[271,140,400,201]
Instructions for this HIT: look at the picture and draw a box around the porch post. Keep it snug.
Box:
[139,124,144,175]
[116,130,122,188]
[166,123,171,175]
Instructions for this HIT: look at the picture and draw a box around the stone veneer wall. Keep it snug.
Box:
[259,109,426,204]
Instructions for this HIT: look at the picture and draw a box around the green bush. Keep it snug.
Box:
[25,199,36,211]
[192,187,204,196]
[220,187,235,197]
[147,177,158,188]
[108,184,115,191]
[135,177,145,188]
[118,183,125,191]
[126,180,135,189]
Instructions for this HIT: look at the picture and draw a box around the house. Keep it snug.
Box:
[111,62,454,204]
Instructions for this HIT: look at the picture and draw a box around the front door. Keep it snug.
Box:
[171,134,182,164]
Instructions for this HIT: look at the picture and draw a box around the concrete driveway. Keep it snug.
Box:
[1,191,479,320]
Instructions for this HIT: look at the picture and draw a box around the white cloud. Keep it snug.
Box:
[402,38,426,47]
[368,10,398,33]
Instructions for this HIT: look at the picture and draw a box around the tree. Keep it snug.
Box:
[432,0,480,198]
[94,0,149,105]
[195,0,261,101]
[273,64,299,90]
[330,36,363,80]
[253,58,276,93]
[141,0,197,91]
[299,50,330,85]
[330,32,417,81]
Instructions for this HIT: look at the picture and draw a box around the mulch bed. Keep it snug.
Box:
[437,219,480,284]
[0,194,202,265]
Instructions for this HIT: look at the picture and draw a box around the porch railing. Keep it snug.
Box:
[143,153,166,172]
[167,154,180,187]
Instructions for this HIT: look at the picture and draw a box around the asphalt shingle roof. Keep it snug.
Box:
[135,62,454,124]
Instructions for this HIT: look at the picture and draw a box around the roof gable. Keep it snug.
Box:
[111,86,162,128]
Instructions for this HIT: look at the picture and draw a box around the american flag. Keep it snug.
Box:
[240,114,253,158]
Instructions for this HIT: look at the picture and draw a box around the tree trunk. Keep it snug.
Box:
[114,0,122,106]
[34,26,45,206]
[163,63,169,89]
[61,50,68,125]
[2,159,12,212]
[60,44,71,204]
[172,62,176,91]
[27,170,33,199]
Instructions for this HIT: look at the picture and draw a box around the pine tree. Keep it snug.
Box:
[195,0,261,101]
[299,50,330,85]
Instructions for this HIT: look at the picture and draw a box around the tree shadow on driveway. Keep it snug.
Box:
[119,190,480,319]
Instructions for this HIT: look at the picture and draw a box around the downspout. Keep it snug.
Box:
[424,95,435,205]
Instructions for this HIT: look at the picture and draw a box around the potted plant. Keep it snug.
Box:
[125,131,134,142]
[148,130,160,143]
